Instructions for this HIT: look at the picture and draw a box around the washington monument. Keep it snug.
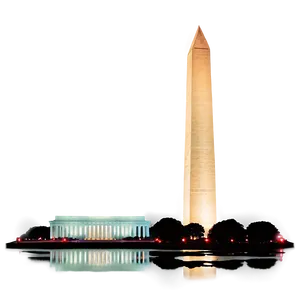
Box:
[183,26,216,233]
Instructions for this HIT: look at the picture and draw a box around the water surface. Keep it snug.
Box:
[20,248,284,278]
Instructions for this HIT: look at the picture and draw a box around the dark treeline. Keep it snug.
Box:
[17,218,288,246]
[150,217,285,244]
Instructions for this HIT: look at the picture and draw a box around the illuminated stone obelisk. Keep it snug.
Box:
[183,26,216,233]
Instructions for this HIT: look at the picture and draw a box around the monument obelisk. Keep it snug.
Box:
[183,26,216,233]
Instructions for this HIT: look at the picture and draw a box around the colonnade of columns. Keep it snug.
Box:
[50,222,150,240]
[50,249,150,266]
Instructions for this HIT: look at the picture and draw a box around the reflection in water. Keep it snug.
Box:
[49,249,150,272]
[50,249,149,266]
[23,249,284,278]
[183,255,217,280]
[276,249,288,264]
[184,266,216,280]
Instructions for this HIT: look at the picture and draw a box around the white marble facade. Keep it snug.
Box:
[49,216,150,240]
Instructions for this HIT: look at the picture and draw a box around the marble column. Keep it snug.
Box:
[76,224,79,238]
[113,225,116,239]
[117,225,120,239]
[84,225,87,239]
[78,225,80,239]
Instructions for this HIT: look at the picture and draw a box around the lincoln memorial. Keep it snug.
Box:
[49,216,151,240]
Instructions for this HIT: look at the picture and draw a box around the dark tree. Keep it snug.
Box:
[150,217,184,242]
[246,221,279,243]
[183,223,205,239]
[28,224,50,239]
[208,219,246,243]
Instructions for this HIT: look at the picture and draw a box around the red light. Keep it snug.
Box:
[52,237,55,240]
[16,238,21,242]
[280,238,284,242]
[182,238,186,242]
[230,239,234,243]
[205,238,209,243]
[62,238,67,242]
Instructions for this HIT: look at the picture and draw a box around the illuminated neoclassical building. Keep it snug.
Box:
[177,23,218,233]
[50,216,150,240]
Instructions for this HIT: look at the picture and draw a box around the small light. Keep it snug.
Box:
[182,238,186,242]
[16,237,21,242]
[205,238,209,243]
[230,239,234,243]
